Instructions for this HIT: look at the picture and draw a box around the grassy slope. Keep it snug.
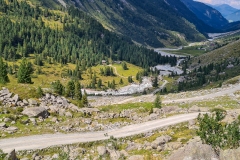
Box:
[0,59,143,99]
[189,39,240,68]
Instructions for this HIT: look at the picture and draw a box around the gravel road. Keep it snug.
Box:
[0,113,200,152]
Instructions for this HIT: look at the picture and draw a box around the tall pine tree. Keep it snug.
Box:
[0,57,9,84]
[17,58,33,84]
[75,81,82,100]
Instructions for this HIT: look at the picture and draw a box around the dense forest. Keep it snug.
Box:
[0,0,177,70]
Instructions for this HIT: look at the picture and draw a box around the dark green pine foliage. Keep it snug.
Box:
[152,76,158,88]
[154,94,161,109]
[0,0,177,69]
[82,91,88,106]
[122,62,128,70]
[52,80,65,95]
[0,57,9,84]
[74,81,82,100]
[66,80,75,99]
[17,58,33,84]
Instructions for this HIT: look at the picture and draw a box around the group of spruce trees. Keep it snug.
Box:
[0,0,177,70]
[178,58,240,91]
[0,57,33,84]
[52,80,88,107]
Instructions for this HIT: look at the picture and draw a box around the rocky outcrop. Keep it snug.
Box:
[168,138,218,160]
[22,107,49,118]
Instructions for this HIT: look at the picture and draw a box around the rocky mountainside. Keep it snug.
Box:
[59,0,218,47]
[181,0,228,29]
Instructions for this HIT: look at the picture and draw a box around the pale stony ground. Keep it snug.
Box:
[89,82,240,107]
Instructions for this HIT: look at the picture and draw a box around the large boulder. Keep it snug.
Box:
[22,107,49,118]
[4,149,18,160]
[152,135,172,146]
[168,140,218,160]
[97,146,107,156]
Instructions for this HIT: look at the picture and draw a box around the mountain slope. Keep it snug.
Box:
[225,10,240,22]
[62,0,216,47]
[181,0,228,29]
[0,0,178,69]
[211,4,238,17]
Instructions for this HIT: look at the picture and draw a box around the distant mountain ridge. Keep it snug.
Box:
[181,0,229,29]
[225,10,240,22]
[211,4,238,16]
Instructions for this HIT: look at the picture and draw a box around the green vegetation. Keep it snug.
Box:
[17,58,33,84]
[197,110,240,151]
[0,149,6,160]
[169,46,207,57]
[154,94,162,109]
[0,57,9,84]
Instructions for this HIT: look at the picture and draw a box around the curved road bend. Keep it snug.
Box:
[0,112,201,153]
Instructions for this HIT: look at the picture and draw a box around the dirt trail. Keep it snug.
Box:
[0,113,200,153]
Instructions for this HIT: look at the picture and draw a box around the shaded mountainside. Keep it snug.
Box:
[62,0,217,47]
[211,4,238,17]
[181,0,228,29]
[226,10,240,22]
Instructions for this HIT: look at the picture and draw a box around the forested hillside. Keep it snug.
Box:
[0,0,177,69]
[65,0,211,47]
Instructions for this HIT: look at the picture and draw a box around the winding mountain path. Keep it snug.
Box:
[0,113,201,153]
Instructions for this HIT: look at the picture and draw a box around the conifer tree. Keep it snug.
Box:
[154,94,161,109]
[52,80,64,95]
[17,58,33,84]
[66,80,75,99]
[119,78,123,85]
[0,57,9,84]
[152,76,158,88]
[36,86,43,98]
[75,81,82,100]
[82,91,88,107]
